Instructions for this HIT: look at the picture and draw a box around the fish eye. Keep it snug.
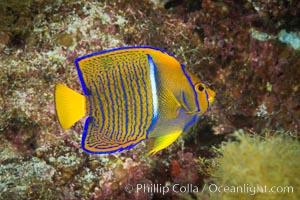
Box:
[195,83,205,92]
[198,85,204,91]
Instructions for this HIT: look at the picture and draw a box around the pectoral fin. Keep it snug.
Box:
[148,131,182,156]
[158,88,181,119]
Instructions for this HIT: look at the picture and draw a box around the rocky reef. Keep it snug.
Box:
[0,0,299,199]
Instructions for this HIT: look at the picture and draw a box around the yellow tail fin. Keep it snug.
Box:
[55,84,86,130]
[148,131,182,156]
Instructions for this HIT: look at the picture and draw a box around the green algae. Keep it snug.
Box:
[195,130,300,200]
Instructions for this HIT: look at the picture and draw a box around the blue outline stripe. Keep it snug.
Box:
[182,92,187,106]
[181,91,192,111]
[180,64,202,132]
[82,142,145,154]
[81,116,92,149]
[180,64,200,112]
[205,90,210,111]
[183,114,198,131]
[75,60,89,96]
[75,46,177,64]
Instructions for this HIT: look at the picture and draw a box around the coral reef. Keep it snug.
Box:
[0,0,299,199]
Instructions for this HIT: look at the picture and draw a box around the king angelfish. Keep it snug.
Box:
[55,46,215,155]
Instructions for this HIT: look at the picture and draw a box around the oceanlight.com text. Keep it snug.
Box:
[125,183,294,196]
[207,183,294,195]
